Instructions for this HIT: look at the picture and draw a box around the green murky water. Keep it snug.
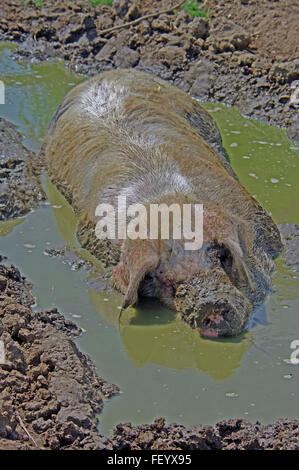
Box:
[0,42,299,435]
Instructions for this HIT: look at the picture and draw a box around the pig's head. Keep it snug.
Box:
[113,204,262,337]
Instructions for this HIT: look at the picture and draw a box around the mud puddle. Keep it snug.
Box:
[0,42,299,436]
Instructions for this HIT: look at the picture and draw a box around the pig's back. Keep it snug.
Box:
[46,70,236,215]
[49,69,230,169]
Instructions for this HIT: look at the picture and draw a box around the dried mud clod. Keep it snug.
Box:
[279,223,299,273]
[0,118,45,221]
[0,262,119,450]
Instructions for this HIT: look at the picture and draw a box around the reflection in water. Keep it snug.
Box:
[120,322,249,381]
[43,177,105,271]
[44,178,78,248]
[89,290,249,380]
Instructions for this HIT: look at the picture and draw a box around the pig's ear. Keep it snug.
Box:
[116,241,159,310]
[223,235,254,290]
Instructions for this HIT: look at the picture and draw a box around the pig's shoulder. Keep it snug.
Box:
[183,100,237,180]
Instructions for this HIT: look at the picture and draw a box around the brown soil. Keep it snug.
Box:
[0,0,298,137]
[0,262,119,450]
[0,118,45,220]
[206,0,299,63]
[111,417,299,450]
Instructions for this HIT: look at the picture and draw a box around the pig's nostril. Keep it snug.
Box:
[221,307,231,321]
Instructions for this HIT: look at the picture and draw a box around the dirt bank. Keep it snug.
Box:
[0,260,298,450]
[110,417,299,450]
[0,261,121,450]
[0,0,298,139]
[0,118,45,221]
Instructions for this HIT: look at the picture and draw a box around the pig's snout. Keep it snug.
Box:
[174,270,253,337]
[197,302,245,338]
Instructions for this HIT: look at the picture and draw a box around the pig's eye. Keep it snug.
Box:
[219,248,233,272]
[206,244,233,271]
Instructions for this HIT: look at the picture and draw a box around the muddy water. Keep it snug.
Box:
[0,43,299,435]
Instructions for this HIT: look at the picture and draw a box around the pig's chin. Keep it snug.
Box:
[198,322,243,338]
[198,323,243,338]
[199,329,219,338]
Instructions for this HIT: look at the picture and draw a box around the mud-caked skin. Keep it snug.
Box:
[45,70,282,337]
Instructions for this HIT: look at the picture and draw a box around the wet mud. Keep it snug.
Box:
[279,223,299,273]
[0,118,45,221]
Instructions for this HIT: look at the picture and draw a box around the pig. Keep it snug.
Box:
[45,69,282,337]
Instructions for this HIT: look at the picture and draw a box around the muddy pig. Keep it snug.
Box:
[45,69,282,337]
